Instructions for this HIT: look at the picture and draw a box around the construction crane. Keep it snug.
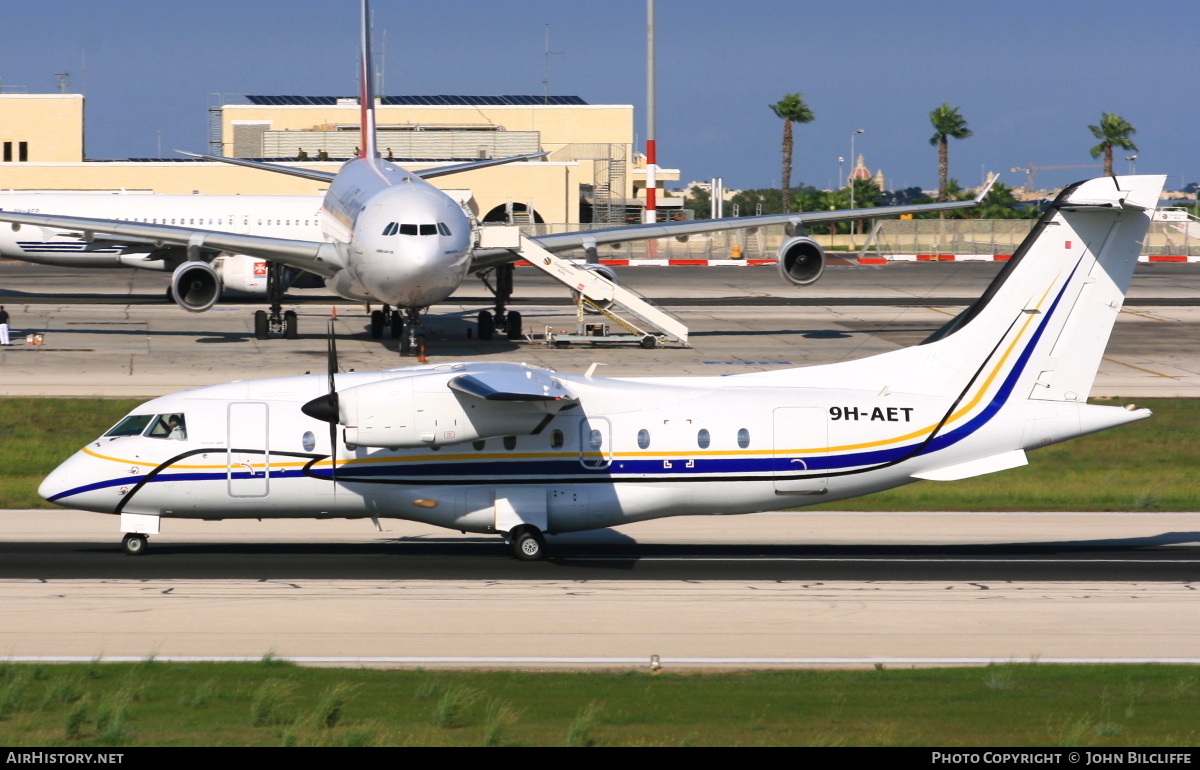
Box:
[1010,162,1102,193]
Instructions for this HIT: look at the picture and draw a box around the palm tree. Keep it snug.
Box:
[1088,113,1137,176]
[770,94,814,213]
[928,104,972,201]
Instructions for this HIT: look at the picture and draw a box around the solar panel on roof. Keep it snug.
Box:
[244,95,588,106]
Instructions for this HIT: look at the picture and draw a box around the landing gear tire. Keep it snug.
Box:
[505,311,523,340]
[512,527,546,561]
[477,310,495,341]
[122,533,147,556]
[283,310,298,340]
[389,310,403,339]
[254,310,268,340]
[640,335,657,349]
[370,310,385,339]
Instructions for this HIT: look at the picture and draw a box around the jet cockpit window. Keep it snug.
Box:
[399,224,419,235]
[146,414,188,440]
[382,222,398,236]
[419,224,437,236]
[437,222,452,236]
[104,414,154,437]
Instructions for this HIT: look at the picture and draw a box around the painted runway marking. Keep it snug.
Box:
[1102,356,1179,379]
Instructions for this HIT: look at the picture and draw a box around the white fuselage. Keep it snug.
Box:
[0,156,474,309]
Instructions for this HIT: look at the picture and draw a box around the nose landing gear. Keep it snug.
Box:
[476,264,523,341]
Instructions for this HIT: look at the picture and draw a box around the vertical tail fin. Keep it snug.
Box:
[358,0,377,160]
[920,174,1164,406]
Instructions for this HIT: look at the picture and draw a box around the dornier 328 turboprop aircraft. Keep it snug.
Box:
[41,175,1165,560]
[0,0,986,354]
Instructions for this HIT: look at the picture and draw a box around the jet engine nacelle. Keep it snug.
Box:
[573,262,618,313]
[337,372,558,448]
[213,254,268,294]
[776,236,826,286]
[170,261,222,312]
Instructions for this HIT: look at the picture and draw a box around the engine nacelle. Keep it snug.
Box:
[572,262,619,313]
[337,371,557,448]
[213,254,268,294]
[776,236,826,286]
[171,261,221,312]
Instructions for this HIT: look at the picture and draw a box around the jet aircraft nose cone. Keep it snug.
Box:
[301,393,340,424]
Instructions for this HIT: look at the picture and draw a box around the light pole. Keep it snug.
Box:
[1125,155,1137,175]
[849,129,864,245]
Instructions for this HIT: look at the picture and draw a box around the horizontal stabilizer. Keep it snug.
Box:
[449,368,573,402]
[911,449,1028,481]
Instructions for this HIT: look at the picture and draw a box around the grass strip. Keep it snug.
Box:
[0,662,1196,747]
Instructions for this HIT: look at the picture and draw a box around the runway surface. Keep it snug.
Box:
[2,261,1197,668]
[2,511,1197,667]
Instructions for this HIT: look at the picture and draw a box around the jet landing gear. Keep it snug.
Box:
[121,533,148,556]
[508,525,547,561]
[476,264,523,342]
[254,262,299,341]
[369,305,425,357]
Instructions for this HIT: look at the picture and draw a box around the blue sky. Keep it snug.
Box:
[6,0,1197,193]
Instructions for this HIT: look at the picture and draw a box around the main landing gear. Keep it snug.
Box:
[508,525,547,561]
[368,304,425,356]
[476,263,523,342]
[254,262,299,341]
[121,533,148,556]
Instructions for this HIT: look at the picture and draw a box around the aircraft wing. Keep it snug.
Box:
[469,178,995,271]
[176,150,549,183]
[0,211,346,277]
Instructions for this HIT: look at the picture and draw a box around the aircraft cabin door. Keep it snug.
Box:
[772,407,828,495]
[227,402,270,498]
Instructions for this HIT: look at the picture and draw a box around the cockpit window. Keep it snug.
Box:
[382,222,398,236]
[419,224,437,236]
[399,224,418,235]
[104,414,154,437]
[145,414,187,440]
[437,222,452,236]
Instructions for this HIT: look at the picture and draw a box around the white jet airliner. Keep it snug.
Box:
[0,0,985,353]
[39,174,1166,560]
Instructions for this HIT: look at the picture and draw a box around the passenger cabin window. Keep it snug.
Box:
[550,430,564,449]
[737,428,751,449]
[104,414,154,437]
[146,413,187,440]
[637,429,651,449]
[697,428,711,449]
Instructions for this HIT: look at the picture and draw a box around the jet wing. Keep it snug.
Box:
[0,212,345,277]
[469,177,995,271]
[176,150,549,183]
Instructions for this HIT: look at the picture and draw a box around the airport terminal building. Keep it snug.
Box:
[0,92,682,227]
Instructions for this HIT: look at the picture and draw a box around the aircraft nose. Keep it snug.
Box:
[38,459,74,503]
[38,450,117,512]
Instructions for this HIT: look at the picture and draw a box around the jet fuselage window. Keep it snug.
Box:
[146,413,187,440]
[104,414,154,437]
